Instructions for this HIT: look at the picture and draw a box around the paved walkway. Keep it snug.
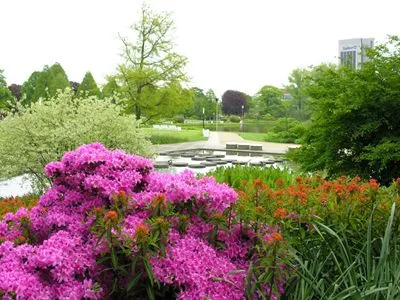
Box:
[155,131,299,154]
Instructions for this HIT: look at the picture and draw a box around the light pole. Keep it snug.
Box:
[202,107,205,129]
[215,98,218,132]
[241,105,244,131]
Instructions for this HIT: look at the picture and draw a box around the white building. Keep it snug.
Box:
[338,38,374,69]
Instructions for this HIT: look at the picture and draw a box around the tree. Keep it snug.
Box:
[286,68,311,120]
[22,63,70,104]
[69,81,80,94]
[254,85,284,117]
[289,36,400,185]
[221,90,248,115]
[0,69,16,117]
[0,89,153,190]
[8,84,22,100]
[102,77,119,98]
[111,4,190,121]
[184,87,216,119]
[77,72,100,97]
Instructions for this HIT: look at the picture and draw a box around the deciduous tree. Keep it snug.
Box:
[111,4,190,121]
[221,90,248,116]
[289,36,400,184]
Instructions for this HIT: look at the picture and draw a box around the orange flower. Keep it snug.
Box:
[396,178,400,185]
[273,208,288,218]
[117,190,127,200]
[271,232,283,242]
[255,206,265,214]
[253,178,263,187]
[295,176,302,183]
[151,193,166,208]
[275,178,284,187]
[369,179,379,191]
[104,210,118,222]
[134,223,150,243]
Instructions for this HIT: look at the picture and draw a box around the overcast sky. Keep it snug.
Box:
[1,0,399,97]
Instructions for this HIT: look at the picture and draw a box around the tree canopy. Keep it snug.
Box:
[22,63,70,104]
[110,4,191,121]
[221,90,248,116]
[289,36,400,185]
[77,72,100,97]
[0,69,16,117]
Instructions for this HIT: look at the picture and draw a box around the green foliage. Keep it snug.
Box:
[0,89,153,190]
[173,115,185,124]
[290,36,400,185]
[101,77,119,100]
[143,129,205,144]
[228,115,241,123]
[285,202,400,299]
[113,4,190,121]
[207,165,294,189]
[286,68,311,120]
[0,69,15,117]
[254,85,285,118]
[22,63,70,104]
[184,87,216,119]
[77,72,100,97]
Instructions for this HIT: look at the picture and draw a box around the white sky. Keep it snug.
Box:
[1,0,399,97]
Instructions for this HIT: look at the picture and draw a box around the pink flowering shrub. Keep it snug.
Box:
[0,143,285,299]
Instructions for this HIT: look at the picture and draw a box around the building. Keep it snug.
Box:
[338,38,374,69]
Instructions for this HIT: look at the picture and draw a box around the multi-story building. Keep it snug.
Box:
[338,38,374,69]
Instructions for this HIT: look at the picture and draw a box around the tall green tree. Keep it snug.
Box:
[110,4,190,121]
[254,85,284,117]
[77,72,100,97]
[22,63,69,104]
[290,36,400,185]
[186,87,216,119]
[0,69,15,117]
[286,68,311,120]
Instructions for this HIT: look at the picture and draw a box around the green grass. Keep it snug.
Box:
[239,131,299,143]
[142,129,206,144]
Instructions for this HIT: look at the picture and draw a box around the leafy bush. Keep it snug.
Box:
[229,115,241,123]
[173,115,185,124]
[207,165,295,189]
[0,143,286,299]
[233,174,400,298]
[0,89,152,190]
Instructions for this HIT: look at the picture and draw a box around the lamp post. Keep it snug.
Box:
[202,107,205,129]
[241,105,244,131]
[215,98,218,132]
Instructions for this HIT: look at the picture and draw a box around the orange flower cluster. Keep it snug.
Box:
[237,175,392,229]
[134,223,150,244]
[0,195,39,219]
[104,210,118,222]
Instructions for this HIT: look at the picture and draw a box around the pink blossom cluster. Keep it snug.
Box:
[0,143,271,299]
[151,236,245,299]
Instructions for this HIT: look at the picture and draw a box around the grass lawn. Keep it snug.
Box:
[239,132,267,142]
[142,128,206,144]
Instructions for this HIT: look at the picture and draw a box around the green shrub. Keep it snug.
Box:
[173,115,185,124]
[206,165,295,189]
[0,89,153,190]
[228,115,241,123]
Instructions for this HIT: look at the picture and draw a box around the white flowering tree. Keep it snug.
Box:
[0,89,153,190]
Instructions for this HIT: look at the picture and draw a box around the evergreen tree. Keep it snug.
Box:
[77,72,100,97]
[0,69,15,117]
[22,63,69,103]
